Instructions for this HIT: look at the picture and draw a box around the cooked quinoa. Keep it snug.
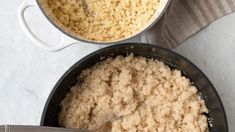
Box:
[58,54,209,132]
[47,0,160,41]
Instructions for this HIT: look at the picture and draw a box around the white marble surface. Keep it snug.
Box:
[0,0,234,131]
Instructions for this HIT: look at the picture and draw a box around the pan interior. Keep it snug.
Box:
[40,44,227,132]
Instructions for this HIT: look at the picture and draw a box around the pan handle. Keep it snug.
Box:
[1,125,91,132]
[18,0,78,52]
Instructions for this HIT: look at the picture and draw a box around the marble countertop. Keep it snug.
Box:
[0,0,234,131]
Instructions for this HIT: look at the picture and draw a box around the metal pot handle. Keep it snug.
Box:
[18,0,78,52]
[1,125,91,132]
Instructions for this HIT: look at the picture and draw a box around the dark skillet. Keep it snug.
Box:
[40,43,228,132]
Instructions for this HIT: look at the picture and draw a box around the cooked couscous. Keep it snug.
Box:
[48,0,160,41]
[58,54,208,132]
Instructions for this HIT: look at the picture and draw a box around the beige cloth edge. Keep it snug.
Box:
[144,0,235,48]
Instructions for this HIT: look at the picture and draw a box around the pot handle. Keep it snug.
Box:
[1,125,91,132]
[18,0,78,52]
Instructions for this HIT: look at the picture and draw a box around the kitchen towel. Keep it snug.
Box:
[143,0,235,48]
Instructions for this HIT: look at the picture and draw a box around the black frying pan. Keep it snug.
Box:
[40,43,228,131]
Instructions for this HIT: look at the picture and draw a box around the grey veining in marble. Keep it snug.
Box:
[0,0,234,131]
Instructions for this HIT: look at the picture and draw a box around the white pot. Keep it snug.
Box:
[18,0,171,51]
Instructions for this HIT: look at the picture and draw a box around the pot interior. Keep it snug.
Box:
[37,0,170,43]
[40,43,227,132]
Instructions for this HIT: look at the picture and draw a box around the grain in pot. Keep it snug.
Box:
[48,0,160,41]
[58,54,209,132]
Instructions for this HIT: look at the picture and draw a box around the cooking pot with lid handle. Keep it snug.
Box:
[18,0,171,51]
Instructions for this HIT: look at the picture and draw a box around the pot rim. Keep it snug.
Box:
[40,43,228,131]
[36,0,171,45]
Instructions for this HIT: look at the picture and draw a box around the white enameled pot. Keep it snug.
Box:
[18,0,171,51]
